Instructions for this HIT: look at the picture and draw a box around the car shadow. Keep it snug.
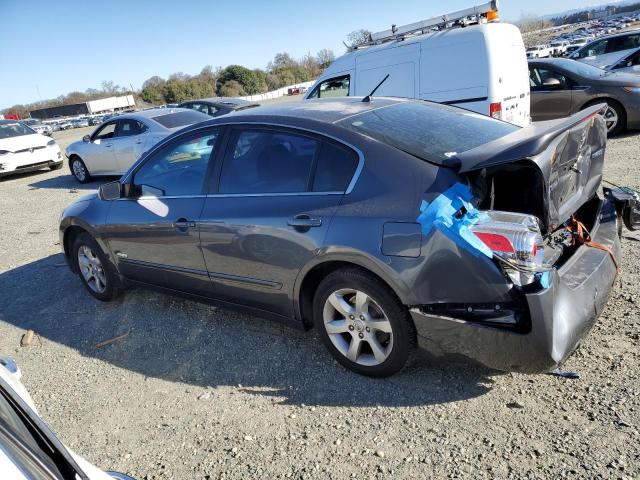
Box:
[0,255,495,407]
[28,175,119,191]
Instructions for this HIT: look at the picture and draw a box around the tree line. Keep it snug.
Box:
[139,49,335,104]
[1,49,336,118]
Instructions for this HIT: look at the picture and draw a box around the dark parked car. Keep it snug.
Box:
[529,58,640,135]
[178,98,259,118]
[59,97,634,377]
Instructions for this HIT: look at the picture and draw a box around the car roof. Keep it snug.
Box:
[112,107,195,121]
[181,98,259,109]
[0,119,21,125]
[225,97,412,124]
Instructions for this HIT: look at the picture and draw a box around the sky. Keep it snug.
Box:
[0,0,622,109]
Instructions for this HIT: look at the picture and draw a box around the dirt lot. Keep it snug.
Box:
[0,125,639,480]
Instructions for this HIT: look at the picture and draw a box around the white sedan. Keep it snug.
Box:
[0,120,63,178]
[65,108,210,183]
[0,356,136,479]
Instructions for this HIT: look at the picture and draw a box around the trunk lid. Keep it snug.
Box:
[455,104,608,231]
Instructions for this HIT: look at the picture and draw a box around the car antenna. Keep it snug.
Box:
[362,74,390,103]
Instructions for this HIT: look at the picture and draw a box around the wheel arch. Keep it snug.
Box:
[294,254,411,330]
[60,219,111,274]
[580,96,627,129]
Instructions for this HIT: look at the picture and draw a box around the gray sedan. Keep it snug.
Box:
[59,97,632,377]
[65,108,210,182]
[529,58,640,135]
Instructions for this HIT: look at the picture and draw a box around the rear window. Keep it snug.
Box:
[337,102,519,165]
[150,110,209,129]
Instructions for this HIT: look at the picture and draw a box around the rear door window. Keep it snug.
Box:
[116,119,147,137]
[219,129,318,194]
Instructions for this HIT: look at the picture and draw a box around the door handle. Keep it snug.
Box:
[288,214,322,229]
[105,144,113,148]
[174,218,196,232]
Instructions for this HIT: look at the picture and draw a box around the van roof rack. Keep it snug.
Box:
[351,0,500,50]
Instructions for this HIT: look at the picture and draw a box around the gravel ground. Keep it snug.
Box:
[0,126,639,480]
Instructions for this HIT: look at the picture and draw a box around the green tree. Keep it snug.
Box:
[217,80,246,97]
[216,65,267,95]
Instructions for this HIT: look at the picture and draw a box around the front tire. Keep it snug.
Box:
[313,268,416,377]
[70,156,91,183]
[72,232,119,301]
[50,162,63,171]
[584,100,626,136]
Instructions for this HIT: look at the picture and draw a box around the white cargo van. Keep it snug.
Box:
[305,2,531,127]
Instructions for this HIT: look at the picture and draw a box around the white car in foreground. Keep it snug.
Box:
[65,108,210,183]
[0,356,136,479]
[0,120,63,178]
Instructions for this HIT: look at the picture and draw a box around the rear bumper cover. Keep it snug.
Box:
[411,198,620,373]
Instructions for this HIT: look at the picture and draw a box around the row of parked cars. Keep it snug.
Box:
[526,15,640,59]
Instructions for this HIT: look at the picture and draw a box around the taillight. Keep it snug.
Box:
[470,211,548,286]
[489,102,502,120]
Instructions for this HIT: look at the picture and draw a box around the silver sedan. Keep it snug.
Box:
[65,108,210,182]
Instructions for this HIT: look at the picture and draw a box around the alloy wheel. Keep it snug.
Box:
[603,105,618,133]
[72,160,86,182]
[322,288,393,366]
[77,245,107,293]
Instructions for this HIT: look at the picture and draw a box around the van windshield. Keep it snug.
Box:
[336,102,519,165]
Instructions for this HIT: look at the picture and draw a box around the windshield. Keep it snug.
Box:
[557,59,611,77]
[0,123,35,139]
[151,110,209,129]
[337,102,519,165]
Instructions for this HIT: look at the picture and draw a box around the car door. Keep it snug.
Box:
[83,121,118,174]
[104,127,220,296]
[529,66,574,121]
[198,126,361,318]
[112,119,150,173]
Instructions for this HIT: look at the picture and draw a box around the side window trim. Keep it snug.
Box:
[208,123,364,197]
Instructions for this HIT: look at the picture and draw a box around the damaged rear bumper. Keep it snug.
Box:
[411,197,620,373]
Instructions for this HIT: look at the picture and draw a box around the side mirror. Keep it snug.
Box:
[99,181,122,201]
[543,78,562,88]
[82,135,91,143]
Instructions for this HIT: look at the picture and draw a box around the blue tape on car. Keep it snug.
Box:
[539,271,552,289]
[417,183,492,258]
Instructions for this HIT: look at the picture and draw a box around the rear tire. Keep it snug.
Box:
[69,156,91,183]
[313,268,416,378]
[72,232,119,302]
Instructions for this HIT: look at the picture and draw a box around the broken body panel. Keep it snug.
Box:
[410,105,622,372]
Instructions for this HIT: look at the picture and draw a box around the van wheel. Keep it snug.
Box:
[313,268,416,377]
